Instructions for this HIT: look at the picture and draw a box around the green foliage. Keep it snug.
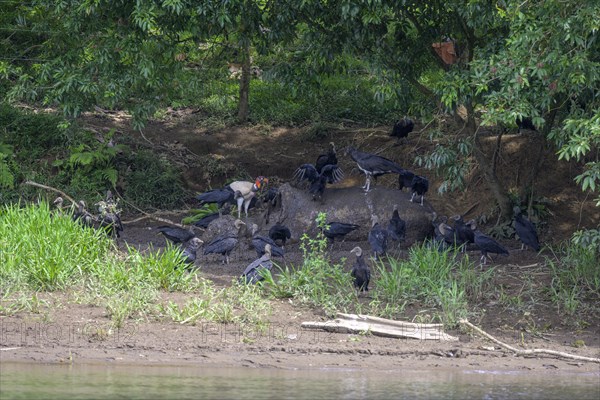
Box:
[571,228,600,252]
[0,201,112,290]
[0,143,15,189]
[121,150,186,210]
[545,241,600,315]
[373,243,493,327]
[414,133,473,194]
[52,129,126,189]
[266,212,355,317]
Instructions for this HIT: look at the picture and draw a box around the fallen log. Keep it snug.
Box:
[301,313,459,341]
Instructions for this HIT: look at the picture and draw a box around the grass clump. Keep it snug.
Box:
[0,201,112,290]
[0,201,205,327]
[265,213,355,317]
[373,243,494,328]
[545,241,600,316]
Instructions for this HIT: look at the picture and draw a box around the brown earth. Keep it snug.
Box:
[1,109,599,374]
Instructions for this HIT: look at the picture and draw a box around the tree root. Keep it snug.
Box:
[460,319,600,364]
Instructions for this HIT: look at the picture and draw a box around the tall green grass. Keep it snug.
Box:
[373,243,494,327]
[265,214,355,317]
[546,242,600,315]
[0,202,111,290]
[0,201,271,329]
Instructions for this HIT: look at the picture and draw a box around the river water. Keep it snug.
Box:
[1,362,598,399]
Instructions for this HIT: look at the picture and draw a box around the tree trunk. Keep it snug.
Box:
[465,103,513,221]
[237,44,251,123]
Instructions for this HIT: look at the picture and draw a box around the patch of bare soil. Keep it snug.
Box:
[2,110,599,373]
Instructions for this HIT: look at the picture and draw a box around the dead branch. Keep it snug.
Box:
[23,181,77,205]
[302,313,458,341]
[460,319,600,364]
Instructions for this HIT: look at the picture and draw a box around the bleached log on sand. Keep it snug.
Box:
[301,313,459,341]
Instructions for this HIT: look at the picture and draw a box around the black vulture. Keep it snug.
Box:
[203,219,246,264]
[315,142,339,174]
[307,174,327,203]
[474,230,509,265]
[452,215,476,252]
[262,187,280,207]
[251,223,285,258]
[516,116,537,133]
[294,163,343,187]
[398,170,416,191]
[294,163,344,203]
[228,176,268,219]
[261,187,281,225]
[240,244,273,285]
[410,175,429,206]
[73,200,95,228]
[345,146,404,192]
[387,204,406,242]
[269,223,291,248]
[513,207,540,252]
[156,225,195,244]
[390,117,414,143]
[52,196,65,213]
[350,246,370,294]
[196,187,235,215]
[368,215,388,258]
[181,237,204,266]
[431,213,459,248]
[193,204,231,229]
[321,221,360,247]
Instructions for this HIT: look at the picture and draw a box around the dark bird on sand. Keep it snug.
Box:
[293,163,344,187]
[193,204,231,229]
[452,215,476,252]
[409,175,429,206]
[240,244,273,285]
[321,221,360,246]
[73,200,95,228]
[474,230,509,265]
[203,219,246,264]
[251,223,285,258]
[387,204,406,242]
[269,223,292,248]
[345,146,404,193]
[350,246,370,294]
[513,206,540,252]
[181,237,204,266]
[295,163,343,203]
[368,215,388,258]
[398,170,416,192]
[315,142,340,174]
[516,116,537,133]
[430,213,458,250]
[196,187,235,215]
[390,117,414,143]
[156,225,195,244]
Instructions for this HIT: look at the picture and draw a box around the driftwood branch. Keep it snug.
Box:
[302,313,458,341]
[460,319,600,364]
[23,181,77,205]
[24,180,188,228]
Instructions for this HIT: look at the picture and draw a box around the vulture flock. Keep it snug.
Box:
[52,118,542,290]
